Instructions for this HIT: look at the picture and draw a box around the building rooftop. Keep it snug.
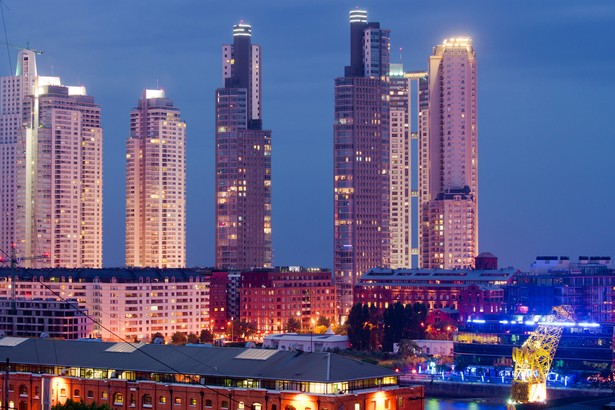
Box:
[0,267,212,283]
[0,337,395,383]
[358,268,517,285]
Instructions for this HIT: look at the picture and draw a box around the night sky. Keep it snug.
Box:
[2,1,614,270]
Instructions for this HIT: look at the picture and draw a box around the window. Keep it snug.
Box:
[18,385,27,397]
[205,399,212,408]
[143,394,153,408]
[60,389,67,397]
[397,397,404,407]
[252,405,262,410]
[238,402,244,410]
[355,404,361,410]
[114,393,124,405]
[221,400,229,409]
[174,397,182,405]
[159,395,167,404]
[73,389,80,398]
[102,391,108,400]
[189,398,197,406]
[87,391,94,399]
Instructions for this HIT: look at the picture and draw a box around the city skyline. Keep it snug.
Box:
[1,1,613,269]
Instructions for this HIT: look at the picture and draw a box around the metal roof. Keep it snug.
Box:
[0,338,395,383]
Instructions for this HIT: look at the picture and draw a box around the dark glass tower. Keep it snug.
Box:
[334,10,391,319]
[215,22,272,270]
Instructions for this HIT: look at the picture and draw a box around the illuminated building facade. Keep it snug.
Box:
[208,270,240,334]
[455,317,612,374]
[240,268,336,334]
[0,338,424,410]
[215,22,272,270]
[509,256,615,323]
[420,38,478,269]
[0,268,210,342]
[0,298,91,339]
[334,9,391,319]
[126,90,186,268]
[0,50,103,268]
[354,267,515,312]
[388,64,412,269]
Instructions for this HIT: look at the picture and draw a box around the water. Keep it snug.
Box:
[426,398,507,410]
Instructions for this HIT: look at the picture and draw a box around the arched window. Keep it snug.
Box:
[18,385,27,397]
[73,389,80,398]
[159,395,167,404]
[142,394,153,408]
[221,400,229,409]
[205,399,212,407]
[252,404,262,410]
[114,392,123,405]
[238,402,244,410]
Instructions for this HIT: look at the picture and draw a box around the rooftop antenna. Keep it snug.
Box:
[0,0,12,74]
[399,47,403,64]
[156,78,159,89]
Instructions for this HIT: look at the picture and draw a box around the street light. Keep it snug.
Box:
[227,319,234,341]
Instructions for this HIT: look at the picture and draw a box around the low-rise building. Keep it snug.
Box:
[0,268,212,342]
[0,337,424,410]
[455,316,612,374]
[355,268,516,312]
[0,298,92,339]
[240,267,336,334]
[508,256,615,322]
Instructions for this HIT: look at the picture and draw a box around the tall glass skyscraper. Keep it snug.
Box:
[215,22,272,270]
[0,50,103,267]
[333,10,391,319]
[126,89,186,268]
[419,38,478,269]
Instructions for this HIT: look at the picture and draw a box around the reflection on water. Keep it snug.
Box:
[425,398,507,410]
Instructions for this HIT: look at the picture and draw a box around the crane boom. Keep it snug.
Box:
[510,305,575,406]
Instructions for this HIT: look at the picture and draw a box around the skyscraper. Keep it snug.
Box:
[388,63,412,269]
[419,38,478,269]
[215,22,272,270]
[0,50,103,267]
[334,10,391,318]
[126,89,186,268]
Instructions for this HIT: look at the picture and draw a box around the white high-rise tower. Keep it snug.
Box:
[126,90,186,268]
[1,50,103,267]
[419,38,478,269]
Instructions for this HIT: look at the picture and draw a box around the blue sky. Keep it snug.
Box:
[2,1,614,270]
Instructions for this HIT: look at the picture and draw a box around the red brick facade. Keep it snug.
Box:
[1,373,424,410]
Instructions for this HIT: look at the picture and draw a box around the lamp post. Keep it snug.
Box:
[310,318,315,352]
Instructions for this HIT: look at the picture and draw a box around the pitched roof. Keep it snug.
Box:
[0,338,394,383]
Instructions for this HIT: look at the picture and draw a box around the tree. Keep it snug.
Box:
[171,331,188,345]
[187,333,199,344]
[285,317,301,333]
[52,399,111,410]
[150,332,165,344]
[199,328,214,343]
[227,319,257,340]
[347,303,370,350]
[316,316,331,328]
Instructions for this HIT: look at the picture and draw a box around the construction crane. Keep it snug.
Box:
[0,42,44,55]
[509,305,576,407]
